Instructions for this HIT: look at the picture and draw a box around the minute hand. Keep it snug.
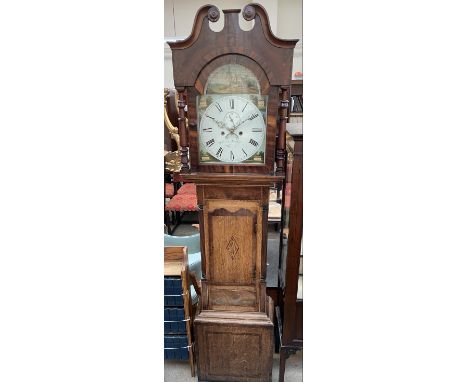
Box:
[234,113,259,129]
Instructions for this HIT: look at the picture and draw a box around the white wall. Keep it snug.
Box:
[277,0,302,77]
[164,0,302,88]
[276,0,302,39]
[165,0,276,37]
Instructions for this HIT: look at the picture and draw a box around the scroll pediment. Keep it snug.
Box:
[168,3,299,87]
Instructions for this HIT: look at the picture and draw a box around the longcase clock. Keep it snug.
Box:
[168,4,298,381]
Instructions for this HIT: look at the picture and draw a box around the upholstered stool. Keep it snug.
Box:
[165,183,175,198]
[164,194,198,233]
[177,182,196,195]
[165,194,198,212]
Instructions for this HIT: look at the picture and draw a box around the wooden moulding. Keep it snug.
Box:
[181,173,283,186]
[168,4,298,87]
[195,309,273,325]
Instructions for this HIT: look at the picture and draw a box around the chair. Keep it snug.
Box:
[164,183,198,234]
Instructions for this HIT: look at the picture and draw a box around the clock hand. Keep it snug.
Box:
[234,113,260,130]
[233,118,248,130]
[206,115,227,129]
[227,115,241,134]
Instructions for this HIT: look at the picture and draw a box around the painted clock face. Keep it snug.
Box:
[198,95,267,164]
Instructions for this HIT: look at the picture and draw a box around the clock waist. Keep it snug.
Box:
[181,173,283,185]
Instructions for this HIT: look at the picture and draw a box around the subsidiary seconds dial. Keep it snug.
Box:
[199,96,266,163]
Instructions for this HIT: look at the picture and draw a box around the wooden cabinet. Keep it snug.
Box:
[277,125,303,382]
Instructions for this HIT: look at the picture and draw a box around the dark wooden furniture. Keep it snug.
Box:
[289,80,303,113]
[288,79,303,129]
[277,125,303,382]
[168,4,297,381]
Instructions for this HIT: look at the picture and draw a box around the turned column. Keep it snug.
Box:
[276,86,289,175]
[176,87,189,173]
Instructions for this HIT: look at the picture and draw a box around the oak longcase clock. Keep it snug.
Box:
[168,4,298,381]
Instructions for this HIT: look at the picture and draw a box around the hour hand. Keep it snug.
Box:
[206,115,226,129]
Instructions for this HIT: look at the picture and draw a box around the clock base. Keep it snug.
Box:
[194,302,274,382]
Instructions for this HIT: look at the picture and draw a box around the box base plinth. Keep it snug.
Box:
[195,310,273,382]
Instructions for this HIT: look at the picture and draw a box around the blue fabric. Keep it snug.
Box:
[163,233,200,254]
[163,233,201,279]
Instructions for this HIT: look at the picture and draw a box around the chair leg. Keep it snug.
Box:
[164,211,173,235]
[189,345,195,377]
[278,348,288,382]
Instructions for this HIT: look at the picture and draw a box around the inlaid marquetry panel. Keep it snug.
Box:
[210,213,255,283]
[203,200,263,284]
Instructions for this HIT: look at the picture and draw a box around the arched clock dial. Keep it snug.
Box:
[199,95,266,164]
